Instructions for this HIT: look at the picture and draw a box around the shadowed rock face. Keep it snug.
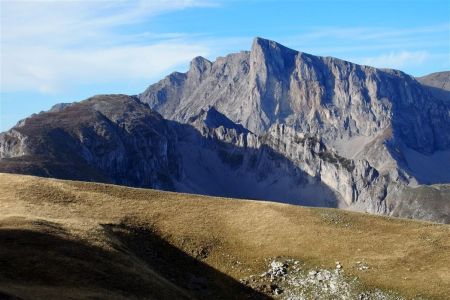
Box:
[1,38,449,223]
[0,95,182,190]
[416,71,450,102]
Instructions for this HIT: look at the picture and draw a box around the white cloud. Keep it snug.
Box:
[358,51,429,69]
[3,43,210,93]
[0,0,217,93]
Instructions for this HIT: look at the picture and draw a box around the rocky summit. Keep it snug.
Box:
[1,37,449,223]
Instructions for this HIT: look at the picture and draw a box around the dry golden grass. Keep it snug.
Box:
[0,173,449,299]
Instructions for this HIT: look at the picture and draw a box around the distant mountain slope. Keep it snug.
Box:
[416,71,450,102]
[0,95,182,189]
[1,38,449,223]
[0,173,449,299]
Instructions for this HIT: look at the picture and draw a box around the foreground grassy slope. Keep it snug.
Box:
[0,173,449,299]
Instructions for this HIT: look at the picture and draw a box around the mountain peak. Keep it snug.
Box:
[251,36,297,56]
[188,106,250,134]
[189,56,212,73]
[252,36,281,48]
[251,36,270,48]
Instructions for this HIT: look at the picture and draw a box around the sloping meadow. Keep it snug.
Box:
[0,173,448,299]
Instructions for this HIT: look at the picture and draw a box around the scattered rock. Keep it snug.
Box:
[271,284,283,295]
[355,261,370,271]
[240,258,404,299]
[268,260,288,278]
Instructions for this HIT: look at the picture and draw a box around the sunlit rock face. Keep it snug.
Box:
[140,38,450,181]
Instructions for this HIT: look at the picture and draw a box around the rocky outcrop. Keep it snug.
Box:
[241,259,404,299]
[169,113,341,208]
[0,95,181,189]
[178,110,389,213]
[261,125,388,212]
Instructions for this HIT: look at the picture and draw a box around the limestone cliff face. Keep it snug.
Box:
[139,38,450,182]
[261,125,387,210]
[183,109,389,213]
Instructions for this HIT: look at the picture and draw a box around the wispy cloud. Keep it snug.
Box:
[358,51,429,69]
[1,0,218,93]
[295,24,449,41]
[283,24,449,72]
[3,43,210,93]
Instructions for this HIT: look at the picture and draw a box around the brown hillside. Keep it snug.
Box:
[0,173,449,299]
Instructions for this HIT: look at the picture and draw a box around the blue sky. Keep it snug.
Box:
[1,0,449,131]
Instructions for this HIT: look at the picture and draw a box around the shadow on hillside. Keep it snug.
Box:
[0,223,272,300]
[103,222,272,300]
